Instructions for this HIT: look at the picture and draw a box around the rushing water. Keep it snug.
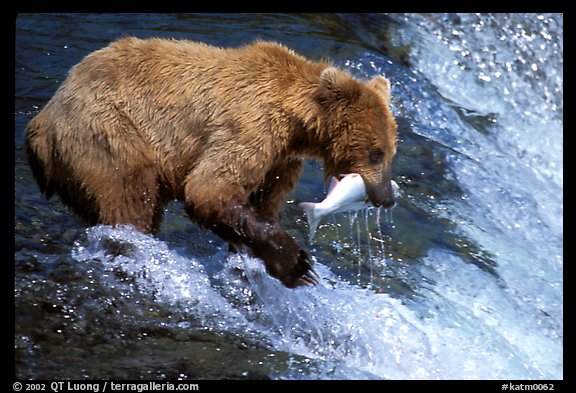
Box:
[15,13,562,380]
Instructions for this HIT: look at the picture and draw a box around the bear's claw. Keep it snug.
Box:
[285,249,319,288]
[296,269,320,287]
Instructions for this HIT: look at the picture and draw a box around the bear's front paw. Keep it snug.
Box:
[253,230,319,288]
[285,249,319,288]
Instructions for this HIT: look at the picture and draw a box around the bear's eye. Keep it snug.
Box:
[368,148,385,164]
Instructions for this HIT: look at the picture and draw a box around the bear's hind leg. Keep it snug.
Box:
[87,164,167,234]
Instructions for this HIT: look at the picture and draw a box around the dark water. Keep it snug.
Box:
[15,13,562,380]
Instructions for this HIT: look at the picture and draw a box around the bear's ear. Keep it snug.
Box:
[368,75,392,103]
[319,67,341,89]
[317,67,361,106]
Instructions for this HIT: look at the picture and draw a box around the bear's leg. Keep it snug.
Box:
[26,96,169,234]
[93,164,167,234]
[249,158,303,218]
[184,176,317,288]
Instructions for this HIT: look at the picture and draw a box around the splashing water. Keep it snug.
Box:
[69,225,436,379]
[68,222,559,379]
[71,225,250,332]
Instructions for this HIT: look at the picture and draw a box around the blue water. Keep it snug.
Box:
[15,13,562,380]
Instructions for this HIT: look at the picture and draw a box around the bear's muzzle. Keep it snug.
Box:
[364,172,396,209]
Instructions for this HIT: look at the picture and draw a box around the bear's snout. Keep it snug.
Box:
[365,177,396,209]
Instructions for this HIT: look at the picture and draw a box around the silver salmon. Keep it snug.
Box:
[299,173,399,241]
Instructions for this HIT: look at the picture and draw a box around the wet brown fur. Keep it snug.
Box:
[25,37,397,288]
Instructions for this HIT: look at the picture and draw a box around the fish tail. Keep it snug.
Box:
[299,202,321,242]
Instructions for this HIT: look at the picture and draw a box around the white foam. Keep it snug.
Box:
[70,225,561,379]
[71,225,249,331]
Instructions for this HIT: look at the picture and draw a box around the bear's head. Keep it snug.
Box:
[314,67,398,208]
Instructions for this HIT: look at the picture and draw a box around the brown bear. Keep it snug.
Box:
[25,37,398,288]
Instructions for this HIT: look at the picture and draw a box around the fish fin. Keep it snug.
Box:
[299,202,321,242]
